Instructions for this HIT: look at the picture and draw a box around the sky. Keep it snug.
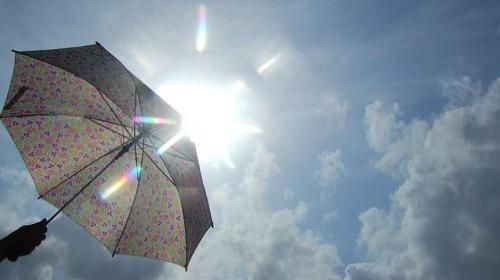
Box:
[1,0,500,279]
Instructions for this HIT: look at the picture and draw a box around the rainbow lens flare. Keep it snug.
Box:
[257,54,281,75]
[101,166,142,199]
[133,116,176,125]
[196,4,207,52]
[157,131,185,155]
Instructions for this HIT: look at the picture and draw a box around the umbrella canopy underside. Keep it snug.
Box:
[0,44,213,268]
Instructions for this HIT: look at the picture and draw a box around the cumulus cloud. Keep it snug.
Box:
[316,149,346,187]
[364,101,429,178]
[0,236,68,280]
[441,76,482,108]
[364,101,403,153]
[0,167,57,240]
[347,77,500,280]
[161,143,343,279]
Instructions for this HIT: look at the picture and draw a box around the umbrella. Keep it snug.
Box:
[0,42,213,269]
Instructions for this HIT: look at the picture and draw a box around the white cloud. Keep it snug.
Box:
[316,149,346,187]
[364,101,403,153]
[364,101,429,178]
[441,76,482,108]
[346,77,500,280]
[0,235,68,280]
[0,167,52,233]
[161,143,343,279]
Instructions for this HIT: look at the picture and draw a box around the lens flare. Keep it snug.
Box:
[101,166,142,199]
[196,4,207,52]
[256,54,281,75]
[157,131,186,154]
[133,116,176,125]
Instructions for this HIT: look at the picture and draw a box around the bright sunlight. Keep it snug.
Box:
[156,80,261,168]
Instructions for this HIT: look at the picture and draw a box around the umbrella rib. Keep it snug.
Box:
[145,135,179,186]
[38,119,160,199]
[38,139,131,199]
[142,142,194,162]
[135,93,178,183]
[14,48,136,123]
[96,89,134,139]
[47,133,144,223]
[112,139,145,256]
[0,113,133,129]
[87,118,132,140]
[3,86,30,110]
[138,144,176,185]
[133,88,139,173]
[148,133,195,162]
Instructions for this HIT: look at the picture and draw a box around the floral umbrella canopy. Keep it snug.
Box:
[0,43,213,269]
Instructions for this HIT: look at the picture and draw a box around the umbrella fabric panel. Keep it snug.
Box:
[18,44,137,118]
[1,116,127,196]
[169,137,198,165]
[44,148,138,252]
[1,54,133,128]
[140,144,175,184]
[115,151,186,266]
[163,142,212,266]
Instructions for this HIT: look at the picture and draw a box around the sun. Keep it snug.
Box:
[133,3,281,168]
[156,80,261,168]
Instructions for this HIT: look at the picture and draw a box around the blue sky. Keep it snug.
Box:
[1,1,500,279]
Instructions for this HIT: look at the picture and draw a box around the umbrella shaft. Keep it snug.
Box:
[46,133,144,224]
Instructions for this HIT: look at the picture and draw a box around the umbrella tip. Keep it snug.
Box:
[95,41,102,47]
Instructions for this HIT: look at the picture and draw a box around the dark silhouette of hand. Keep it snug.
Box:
[0,219,47,262]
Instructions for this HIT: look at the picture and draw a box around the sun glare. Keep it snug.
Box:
[142,4,262,168]
[157,81,261,168]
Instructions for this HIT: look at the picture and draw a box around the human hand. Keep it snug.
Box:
[0,219,48,262]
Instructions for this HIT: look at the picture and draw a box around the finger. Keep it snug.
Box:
[37,219,48,228]
[34,219,48,229]
[25,219,46,230]
[8,255,18,262]
[18,246,35,257]
[19,243,33,255]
